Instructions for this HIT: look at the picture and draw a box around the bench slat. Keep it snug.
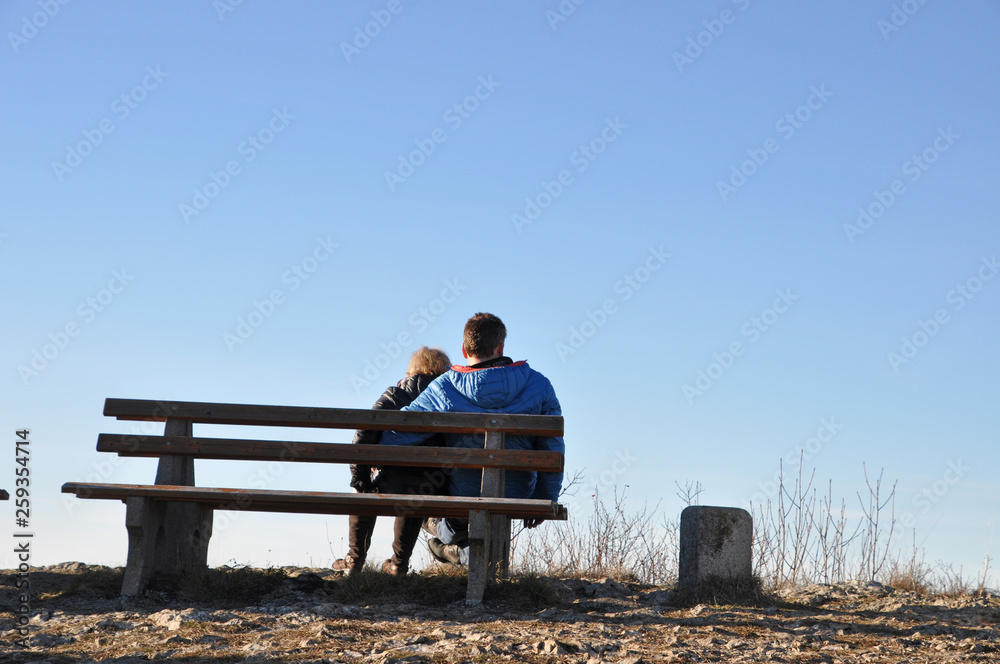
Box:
[97,434,564,473]
[104,399,564,436]
[61,483,568,520]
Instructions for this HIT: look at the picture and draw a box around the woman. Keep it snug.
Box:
[332,346,451,576]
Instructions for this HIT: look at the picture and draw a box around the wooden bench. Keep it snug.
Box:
[61,398,566,603]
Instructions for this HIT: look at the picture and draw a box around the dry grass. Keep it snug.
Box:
[170,565,288,604]
[488,572,561,610]
[510,463,995,603]
[335,565,466,605]
[50,465,994,607]
[42,566,124,600]
[750,461,995,596]
[671,574,771,608]
[511,486,678,585]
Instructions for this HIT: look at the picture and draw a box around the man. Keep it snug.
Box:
[381,312,564,565]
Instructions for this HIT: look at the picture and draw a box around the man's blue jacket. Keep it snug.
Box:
[380,360,564,502]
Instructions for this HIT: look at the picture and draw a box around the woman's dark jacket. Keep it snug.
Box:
[350,373,444,492]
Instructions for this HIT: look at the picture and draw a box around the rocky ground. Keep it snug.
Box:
[2,563,999,663]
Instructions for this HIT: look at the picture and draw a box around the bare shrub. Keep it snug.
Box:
[510,487,678,585]
[881,531,934,594]
[856,464,897,582]
[675,480,703,506]
[506,464,993,597]
[749,463,996,596]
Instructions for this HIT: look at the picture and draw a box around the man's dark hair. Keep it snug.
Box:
[464,312,506,358]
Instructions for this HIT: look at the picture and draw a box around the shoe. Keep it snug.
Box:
[382,559,407,577]
[421,517,440,537]
[427,537,463,566]
[332,555,363,574]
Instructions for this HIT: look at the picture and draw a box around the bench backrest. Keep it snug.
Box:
[105,398,563,435]
[102,398,564,473]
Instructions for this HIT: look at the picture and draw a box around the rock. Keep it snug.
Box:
[312,603,338,617]
[196,634,227,645]
[404,634,429,644]
[149,608,203,630]
[535,638,570,655]
[619,656,648,664]
[67,622,94,635]
[96,618,133,631]
[311,624,341,639]
[28,634,73,648]
[290,572,326,591]
[585,578,629,598]
[643,589,675,605]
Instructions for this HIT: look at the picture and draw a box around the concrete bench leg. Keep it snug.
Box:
[467,510,489,604]
[121,498,213,595]
[488,514,510,578]
[121,418,214,595]
[466,431,513,604]
[467,512,512,603]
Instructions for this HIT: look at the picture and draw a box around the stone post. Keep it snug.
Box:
[679,505,752,588]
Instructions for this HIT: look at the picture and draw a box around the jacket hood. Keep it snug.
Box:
[445,361,530,410]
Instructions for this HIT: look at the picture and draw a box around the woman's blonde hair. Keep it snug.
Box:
[407,346,451,377]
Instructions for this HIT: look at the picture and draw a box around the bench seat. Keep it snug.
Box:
[61,483,568,520]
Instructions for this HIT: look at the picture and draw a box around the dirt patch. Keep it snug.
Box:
[2,563,999,662]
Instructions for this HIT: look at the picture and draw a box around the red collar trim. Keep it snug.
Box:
[451,360,526,373]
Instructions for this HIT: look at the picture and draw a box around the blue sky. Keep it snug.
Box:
[2,1,998,580]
